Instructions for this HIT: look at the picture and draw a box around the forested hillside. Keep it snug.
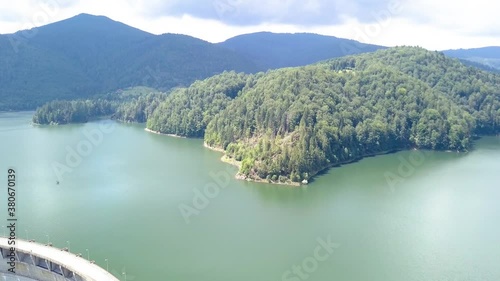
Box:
[329,48,500,134]
[1,14,257,110]
[33,87,167,125]
[218,32,384,70]
[149,47,500,185]
[2,15,393,111]
[0,34,96,110]
[147,72,253,137]
[444,47,500,70]
[32,46,500,185]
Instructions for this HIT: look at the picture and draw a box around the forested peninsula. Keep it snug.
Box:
[32,87,167,125]
[33,47,500,185]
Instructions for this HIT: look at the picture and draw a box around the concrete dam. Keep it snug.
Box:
[0,238,119,281]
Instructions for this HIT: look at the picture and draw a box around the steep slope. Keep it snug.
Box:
[149,47,500,185]
[0,14,258,110]
[147,71,251,137]
[329,47,500,134]
[217,32,385,70]
[19,13,153,66]
[0,34,96,109]
[24,14,259,89]
[114,34,258,89]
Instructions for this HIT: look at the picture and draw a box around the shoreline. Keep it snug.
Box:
[203,142,225,152]
[203,144,417,187]
[168,135,480,187]
[32,115,114,126]
[204,142,302,187]
[306,149,403,181]
[144,128,186,138]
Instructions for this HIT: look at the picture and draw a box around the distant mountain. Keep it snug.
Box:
[444,47,500,70]
[444,47,500,59]
[0,15,404,111]
[458,59,500,73]
[0,14,258,110]
[217,32,385,70]
[0,32,95,110]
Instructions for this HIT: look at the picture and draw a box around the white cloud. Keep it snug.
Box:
[0,0,498,50]
[403,0,500,38]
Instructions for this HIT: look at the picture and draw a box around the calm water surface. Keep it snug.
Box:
[1,111,499,281]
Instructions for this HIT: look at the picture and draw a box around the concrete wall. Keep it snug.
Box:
[0,246,84,281]
[0,272,39,281]
[0,238,118,281]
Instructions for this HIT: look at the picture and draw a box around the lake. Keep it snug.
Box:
[1,111,499,281]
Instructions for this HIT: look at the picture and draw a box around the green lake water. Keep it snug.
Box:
[1,111,499,281]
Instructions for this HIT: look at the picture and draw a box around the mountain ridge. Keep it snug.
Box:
[2,13,500,111]
[217,31,385,70]
[444,46,500,70]
[0,14,258,110]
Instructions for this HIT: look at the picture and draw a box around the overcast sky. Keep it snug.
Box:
[0,0,499,50]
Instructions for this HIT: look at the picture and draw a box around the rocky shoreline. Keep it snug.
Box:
[203,142,303,187]
[144,128,186,138]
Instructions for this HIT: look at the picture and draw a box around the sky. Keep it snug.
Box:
[0,0,499,50]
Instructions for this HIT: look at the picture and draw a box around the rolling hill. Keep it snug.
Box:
[444,47,500,70]
[6,13,498,113]
[146,47,500,185]
[0,14,258,110]
[217,32,385,70]
[1,15,392,111]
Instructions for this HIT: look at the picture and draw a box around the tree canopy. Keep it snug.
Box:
[33,87,167,125]
[33,47,500,185]
[152,47,500,184]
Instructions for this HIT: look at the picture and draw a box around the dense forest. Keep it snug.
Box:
[33,87,167,124]
[146,71,254,137]
[2,14,391,111]
[33,47,500,185]
[203,66,474,183]
[444,47,500,70]
[217,32,384,70]
[1,14,257,110]
[329,48,500,135]
[149,47,499,184]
